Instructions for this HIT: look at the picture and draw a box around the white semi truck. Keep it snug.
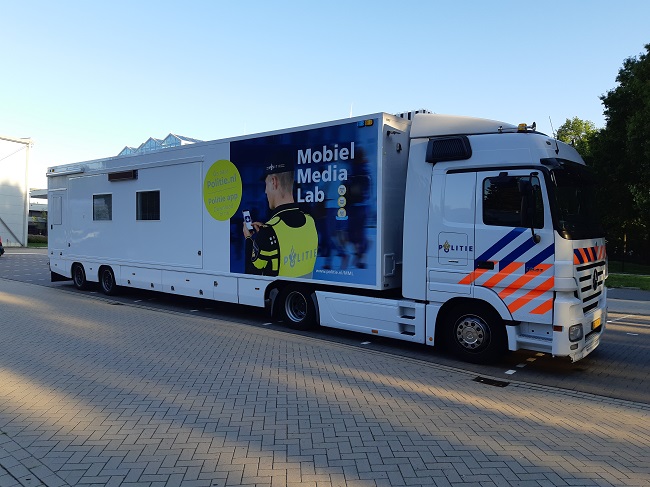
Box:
[47,112,607,363]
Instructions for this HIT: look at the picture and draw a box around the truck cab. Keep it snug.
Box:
[402,114,606,362]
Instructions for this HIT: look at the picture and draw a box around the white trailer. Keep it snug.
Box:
[48,112,607,363]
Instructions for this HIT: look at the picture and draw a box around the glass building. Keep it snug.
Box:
[118,134,202,157]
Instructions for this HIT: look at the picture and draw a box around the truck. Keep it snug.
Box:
[47,111,607,363]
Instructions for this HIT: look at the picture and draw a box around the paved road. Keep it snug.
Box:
[1,248,649,405]
[1,278,649,487]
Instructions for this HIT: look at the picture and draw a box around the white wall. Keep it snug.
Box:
[0,139,29,247]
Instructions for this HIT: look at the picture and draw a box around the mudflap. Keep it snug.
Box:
[51,271,71,282]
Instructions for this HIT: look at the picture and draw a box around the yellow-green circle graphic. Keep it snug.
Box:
[203,160,242,221]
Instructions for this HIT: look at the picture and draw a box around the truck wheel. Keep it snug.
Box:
[444,304,506,364]
[99,266,118,296]
[279,285,317,330]
[72,263,88,290]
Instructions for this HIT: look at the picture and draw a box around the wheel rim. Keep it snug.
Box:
[454,315,490,352]
[285,291,307,323]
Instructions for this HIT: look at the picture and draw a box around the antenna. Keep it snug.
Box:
[548,117,557,137]
[349,103,353,118]
[548,116,560,155]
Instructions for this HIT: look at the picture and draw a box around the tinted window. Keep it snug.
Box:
[93,194,112,221]
[483,175,543,228]
[136,191,160,221]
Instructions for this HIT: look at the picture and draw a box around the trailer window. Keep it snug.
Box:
[93,194,112,221]
[136,191,160,221]
[483,175,543,228]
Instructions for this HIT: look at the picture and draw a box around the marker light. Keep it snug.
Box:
[517,122,537,133]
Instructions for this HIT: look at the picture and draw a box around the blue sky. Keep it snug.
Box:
[2,1,649,188]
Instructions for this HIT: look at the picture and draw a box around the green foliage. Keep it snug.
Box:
[28,234,48,244]
[570,44,650,264]
[608,260,650,275]
[556,116,597,157]
[606,274,650,291]
[599,44,650,221]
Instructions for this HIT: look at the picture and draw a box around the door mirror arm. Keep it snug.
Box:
[519,175,541,244]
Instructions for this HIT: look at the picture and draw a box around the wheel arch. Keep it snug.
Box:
[266,280,320,324]
[435,296,510,363]
[71,261,84,275]
[435,296,509,343]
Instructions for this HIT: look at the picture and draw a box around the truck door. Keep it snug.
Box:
[48,189,66,248]
[471,170,555,324]
[426,171,476,299]
[47,187,68,277]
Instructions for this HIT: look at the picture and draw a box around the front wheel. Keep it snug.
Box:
[278,285,317,330]
[444,304,507,364]
[72,263,88,290]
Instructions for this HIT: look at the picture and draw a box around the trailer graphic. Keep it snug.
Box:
[226,122,378,285]
[48,111,607,363]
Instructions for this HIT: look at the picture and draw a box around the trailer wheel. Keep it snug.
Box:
[99,266,118,296]
[444,304,506,364]
[72,263,88,290]
[279,285,317,330]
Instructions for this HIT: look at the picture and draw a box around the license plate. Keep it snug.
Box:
[592,317,602,330]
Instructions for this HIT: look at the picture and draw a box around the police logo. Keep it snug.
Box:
[288,246,297,268]
[443,240,451,253]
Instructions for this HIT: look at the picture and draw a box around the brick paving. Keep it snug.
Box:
[0,278,649,487]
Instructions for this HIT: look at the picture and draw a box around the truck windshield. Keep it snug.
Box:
[547,160,604,240]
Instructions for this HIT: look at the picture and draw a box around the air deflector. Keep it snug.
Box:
[426,136,472,164]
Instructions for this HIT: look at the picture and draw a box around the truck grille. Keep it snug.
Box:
[574,246,606,315]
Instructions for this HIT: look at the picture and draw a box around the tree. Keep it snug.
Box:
[556,117,597,158]
[592,44,650,263]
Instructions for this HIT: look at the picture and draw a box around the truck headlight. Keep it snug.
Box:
[569,324,584,342]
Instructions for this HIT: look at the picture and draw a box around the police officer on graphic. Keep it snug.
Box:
[242,153,318,278]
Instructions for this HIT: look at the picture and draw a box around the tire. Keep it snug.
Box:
[99,266,118,296]
[278,285,317,330]
[72,263,88,290]
[444,303,507,364]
